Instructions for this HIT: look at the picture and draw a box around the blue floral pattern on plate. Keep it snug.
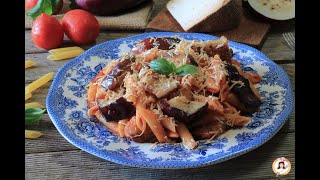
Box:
[46,32,294,169]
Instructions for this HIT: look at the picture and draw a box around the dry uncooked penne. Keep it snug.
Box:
[49,46,83,55]
[47,49,84,61]
[25,130,43,139]
[25,102,45,109]
[25,92,32,101]
[25,72,54,94]
[25,60,37,69]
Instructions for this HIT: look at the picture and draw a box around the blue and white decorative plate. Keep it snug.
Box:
[46,32,294,169]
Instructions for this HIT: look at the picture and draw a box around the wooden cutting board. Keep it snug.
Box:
[146,0,270,49]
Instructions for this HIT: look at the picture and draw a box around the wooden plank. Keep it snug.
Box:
[261,33,295,61]
[279,64,295,90]
[25,114,79,154]
[25,132,294,179]
[278,111,295,134]
[147,7,184,32]
[148,0,169,21]
[25,53,69,83]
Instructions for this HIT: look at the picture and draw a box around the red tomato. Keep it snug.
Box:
[25,0,63,14]
[32,13,64,49]
[62,9,100,45]
[25,0,38,11]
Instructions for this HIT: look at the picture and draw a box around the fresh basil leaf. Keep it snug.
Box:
[175,65,198,76]
[149,58,176,76]
[51,0,62,13]
[149,58,198,76]
[25,108,46,125]
[26,0,61,20]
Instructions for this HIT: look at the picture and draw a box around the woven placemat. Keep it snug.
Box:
[25,0,154,30]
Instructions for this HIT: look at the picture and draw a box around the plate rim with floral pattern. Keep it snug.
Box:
[46,32,294,169]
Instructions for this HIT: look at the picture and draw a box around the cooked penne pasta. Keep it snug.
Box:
[222,113,251,127]
[176,121,198,149]
[94,111,119,135]
[124,116,143,139]
[47,49,84,60]
[166,129,179,138]
[25,102,45,109]
[87,83,97,108]
[91,71,105,83]
[159,116,176,133]
[86,36,263,149]
[25,72,54,94]
[118,119,129,138]
[25,60,37,69]
[25,130,43,139]
[139,108,169,143]
[87,105,99,116]
[244,72,262,84]
[135,101,147,133]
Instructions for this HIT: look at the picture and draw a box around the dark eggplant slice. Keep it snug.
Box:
[192,45,233,61]
[74,0,149,16]
[225,92,256,115]
[98,97,136,121]
[140,37,181,50]
[162,87,193,101]
[225,63,262,113]
[191,120,229,140]
[204,46,233,61]
[246,0,295,21]
[191,36,233,61]
[188,54,198,66]
[189,110,230,140]
[159,96,208,124]
[101,56,134,90]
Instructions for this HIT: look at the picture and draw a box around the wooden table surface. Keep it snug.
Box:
[25,1,295,179]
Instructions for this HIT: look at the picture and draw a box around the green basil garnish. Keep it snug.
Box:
[26,0,61,20]
[25,108,46,125]
[149,58,198,76]
[175,64,198,76]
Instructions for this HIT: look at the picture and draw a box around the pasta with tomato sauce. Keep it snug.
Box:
[86,36,262,149]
